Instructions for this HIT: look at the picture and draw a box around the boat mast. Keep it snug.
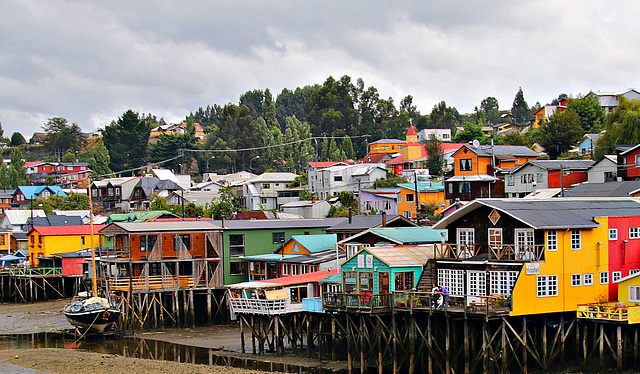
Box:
[88,178,98,298]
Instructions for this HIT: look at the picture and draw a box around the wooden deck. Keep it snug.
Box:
[108,275,194,291]
[577,302,640,324]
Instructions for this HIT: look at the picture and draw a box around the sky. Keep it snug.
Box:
[1,1,639,138]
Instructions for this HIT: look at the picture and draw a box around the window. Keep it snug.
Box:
[230,262,246,275]
[81,236,85,245]
[108,188,114,197]
[174,234,190,251]
[571,230,581,250]
[536,173,544,183]
[381,146,389,150]
[405,193,414,202]
[403,211,412,218]
[547,231,557,251]
[636,155,640,167]
[262,183,270,189]
[272,232,285,244]
[631,269,640,276]
[612,271,622,282]
[460,159,472,171]
[571,274,582,287]
[364,201,373,211]
[0,235,4,246]
[140,235,157,252]
[334,175,343,182]
[631,227,640,239]
[609,228,618,240]
[300,265,308,274]
[630,286,640,302]
[537,275,558,297]
[438,269,464,295]
[489,271,518,295]
[383,200,391,210]
[600,272,609,284]
[584,273,594,285]
[394,271,414,291]
[282,263,290,275]
[459,182,471,194]
[343,271,357,293]
[291,264,299,275]
[229,234,245,257]
[507,175,515,186]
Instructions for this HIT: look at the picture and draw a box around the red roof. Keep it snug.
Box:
[441,143,467,154]
[30,225,106,236]
[361,153,387,163]
[308,160,356,168]
[257,268,340,287]
[406,124,417,136]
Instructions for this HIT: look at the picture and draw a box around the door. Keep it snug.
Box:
[456,228,475,258]
[488,228,503,257]
[466,270,487,305]
[378,272,390,294]
[515,229,535,260]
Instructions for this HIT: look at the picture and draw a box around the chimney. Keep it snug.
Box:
[381,212,386,227]
[348,208,352,224]
[221,217,226,229]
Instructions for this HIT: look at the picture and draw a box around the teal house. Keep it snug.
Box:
[340,245,434,295]
[214,218,344,285]
[338,226,448,258]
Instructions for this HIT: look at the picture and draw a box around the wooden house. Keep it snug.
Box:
[432,197,640,317]
[397,181,446,219]
[338,226,447,259]
[325,213,417,242]
[27,225,106,267]
[98,220,223,292]
[505,160,594,198]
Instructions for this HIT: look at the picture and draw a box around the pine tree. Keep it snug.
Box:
[511,87,532,124]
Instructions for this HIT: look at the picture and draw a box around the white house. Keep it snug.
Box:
[417,128,452,142]
[243,172,298,210]
[308,164,387,200]
[280,200,332,219]
[588,89,640,113]
[587,155,618,183]
[0,210,46,232]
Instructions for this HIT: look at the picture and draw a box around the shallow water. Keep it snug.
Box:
[0,332,346,374]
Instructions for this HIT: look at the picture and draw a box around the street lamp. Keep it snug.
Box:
[249,156,260,173]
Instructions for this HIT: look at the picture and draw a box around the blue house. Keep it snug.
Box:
[577,133,603,157]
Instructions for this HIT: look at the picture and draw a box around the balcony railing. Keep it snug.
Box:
[392,291,512,316]
[9,267,62,277]
[434,243,545,261]
[107,275,194,291]
[577,302,640,324]
[322,293,393,313]
[229,297,303,315]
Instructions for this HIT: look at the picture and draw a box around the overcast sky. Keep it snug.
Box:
[1,1,639,138]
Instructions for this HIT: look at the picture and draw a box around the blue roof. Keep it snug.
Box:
[288,234,337,253]
[369,227,448,244]
[15,186,67,200]
[398,181,444,193]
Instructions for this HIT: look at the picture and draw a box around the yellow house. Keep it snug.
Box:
[510,217,610,316]
[369,138,406,154]
[0,231,10,254]
[397,181,446,219]
[27,225,106,266]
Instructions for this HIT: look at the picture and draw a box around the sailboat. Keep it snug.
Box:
[64,179,120,333]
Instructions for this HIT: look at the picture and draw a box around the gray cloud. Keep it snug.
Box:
[1,0,639,137]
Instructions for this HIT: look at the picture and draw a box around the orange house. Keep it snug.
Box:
[397,181,446,219]
[369,138,406,154]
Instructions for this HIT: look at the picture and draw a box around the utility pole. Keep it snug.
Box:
[414,172,421,225]
[560,164,565,197]
[357,179,361,213]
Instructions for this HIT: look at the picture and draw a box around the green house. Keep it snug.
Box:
[214,218,344,285]
[340,246,434,295]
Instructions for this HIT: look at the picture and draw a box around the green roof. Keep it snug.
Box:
[320,272,342,283]
[106,210,176,224]
[288,234,337,253]
[369,227,447,244]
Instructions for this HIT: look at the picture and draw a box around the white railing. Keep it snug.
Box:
[229,297,303,315]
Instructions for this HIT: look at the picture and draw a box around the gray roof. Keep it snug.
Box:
[212,218,345,230]
[326,214,416,231]
[102,220,221,233]
[467,145,539,158]
[32,215,84,226]
[511,159,595,174]
[564,181,640,198]
[136,177,182,197]
[433,198,640,230]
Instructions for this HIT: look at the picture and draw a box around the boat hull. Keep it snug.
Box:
[64,308,120,333]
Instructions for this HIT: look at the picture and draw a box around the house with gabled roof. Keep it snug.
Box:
[397,180,446,220]
[564,181,640,198]
[1,209,46,232]
[368,138,406,154]
[588,89,640,113]
[505,159,595,198]
[243,172,298,210]
[325,213,417,242]
[27,224,106,266]
[90,176,140,212]
[587,155,618,183]
[338,226,447,259]
[360,187,400,216]
[308,164,386,201]
[12,186,67,207]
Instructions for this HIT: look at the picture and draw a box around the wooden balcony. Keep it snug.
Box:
[577,303,640,324]
[108,275,194,291]
[322,293,393,313]
[228,297,303,315]
[392,291,512,316]
[435,243,545,262]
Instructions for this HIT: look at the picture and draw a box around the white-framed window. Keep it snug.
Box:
[282,263,290,275]
[382,200,391,210]
[467,271,487,297]
[547,231,557,251]
[631,269,640,276]
[571,274,582,287]
[630,227,640,239]
[460,159,472,171]
[515,229,535,259]
[364,201,373,211]
[300,265,308,274]
[403,211,412,218]
[609,228,618,240]
[612,271,622,282]
[571,230,581,250]
[537,275,558,297]
[600,272,609,284]
[630,286,640,302]
[584,273,594,286]
[437,269,464,296]
[636,154,640,167]
[507,175,515,186]
[291,265,299,276]
[489,271,518,295]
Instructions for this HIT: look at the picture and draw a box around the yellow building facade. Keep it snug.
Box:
[28,225,105,266]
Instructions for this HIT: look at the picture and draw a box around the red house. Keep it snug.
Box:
[619,144,640,180]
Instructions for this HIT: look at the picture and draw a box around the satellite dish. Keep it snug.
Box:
[472,139,480,148]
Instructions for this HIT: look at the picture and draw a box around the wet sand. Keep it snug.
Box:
[0,299,345,373]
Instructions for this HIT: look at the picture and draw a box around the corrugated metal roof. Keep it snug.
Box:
[249,172,298,183]
[227,268,340,289]
[362,245,434,267]
[369,227,448,243]
[288,234,337,253]
[564,181,640,198]
[31,225,106,236]
[105,220,221,233]
[526,160,595,170]
[434,198,640,230]
[213,218,345,230]
[327,214,415,230]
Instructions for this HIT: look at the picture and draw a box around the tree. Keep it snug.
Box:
[10,132,25,146]
[596,97,640,156]
[43,117,86,157]
[102,110,151,172]
[539,110,583,159]
[208,186,240,219]
[424,136,445,176]
[511,87,532,124]
[88,138,113,176]
[1,148,28,189]
[453,121,484,143]
[427,101,459,129]
[566,95,605,132]
[480,97,501,125]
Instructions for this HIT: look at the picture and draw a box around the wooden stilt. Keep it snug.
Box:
[617,324,623,369]
[189,290,195,328]
[240,314,245,353]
